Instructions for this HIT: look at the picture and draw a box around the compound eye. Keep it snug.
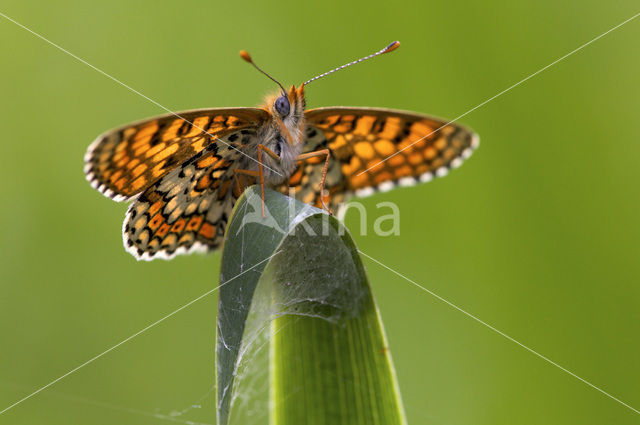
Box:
[274,95,290,117]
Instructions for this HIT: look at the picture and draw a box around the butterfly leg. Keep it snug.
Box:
[234,144,281,217]
[256,144,282,217]
[234,145,281,217]
[233,167,274,218]
[233,169,260,195]
[295,149,332,214]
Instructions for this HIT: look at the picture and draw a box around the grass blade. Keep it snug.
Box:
[216,186,406,425]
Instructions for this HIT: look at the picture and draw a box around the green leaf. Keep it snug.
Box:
[216,186,406,425]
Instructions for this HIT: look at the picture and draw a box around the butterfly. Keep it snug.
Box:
[84,41,479,261]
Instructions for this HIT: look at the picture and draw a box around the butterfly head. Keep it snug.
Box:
[263,84,306,146]
[269,84,306,118]
[274,94,290,116]
[240,41,399,145]
[239,51,307,145]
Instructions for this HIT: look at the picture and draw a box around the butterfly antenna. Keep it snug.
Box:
[303,41,400,86]
[240,50,287,94]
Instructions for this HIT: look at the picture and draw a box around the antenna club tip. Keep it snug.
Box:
[239,50,252,63]
[384,41,400,53]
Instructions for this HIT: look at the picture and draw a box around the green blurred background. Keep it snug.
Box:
[1,1,639,424]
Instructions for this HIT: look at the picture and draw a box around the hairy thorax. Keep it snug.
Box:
[241,90,307,186]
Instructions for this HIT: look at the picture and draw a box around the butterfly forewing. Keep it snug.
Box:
[304,107,479,199]
[84,108,268,201]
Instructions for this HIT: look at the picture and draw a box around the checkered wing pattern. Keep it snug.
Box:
[288,107,478,208]
[85,109,268,260]
[84,108,268,201]
[122,130,259,260]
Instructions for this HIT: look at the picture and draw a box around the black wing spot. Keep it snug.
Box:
[372,117,386,133]
[165,155,180,169]
[177,120,193,136]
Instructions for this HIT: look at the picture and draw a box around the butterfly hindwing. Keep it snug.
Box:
[303,107,479,200]
[84,108,268,201]
[122,129,257,260]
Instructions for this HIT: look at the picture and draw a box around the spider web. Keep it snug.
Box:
[215,187,367,425]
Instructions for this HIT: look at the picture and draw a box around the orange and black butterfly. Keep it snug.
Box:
[84,42,479,261]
